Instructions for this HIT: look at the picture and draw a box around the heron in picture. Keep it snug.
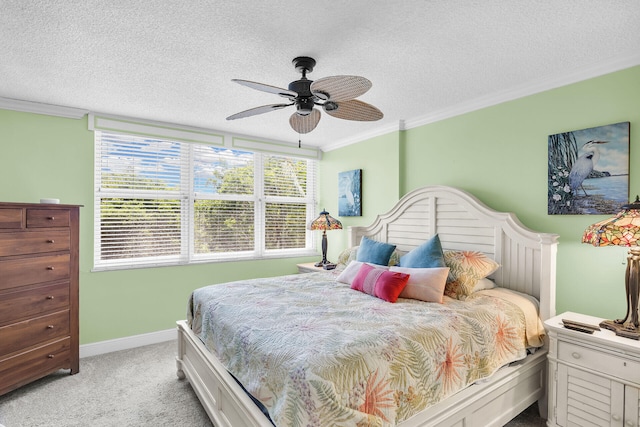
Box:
[569,140,608,196]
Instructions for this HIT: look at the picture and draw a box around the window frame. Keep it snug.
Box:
[93,131,318,271]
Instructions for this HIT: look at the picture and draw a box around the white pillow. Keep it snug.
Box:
[473,277,496,292]
[390,266,450,303]
[336,261,388,285]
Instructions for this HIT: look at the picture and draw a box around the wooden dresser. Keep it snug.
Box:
[0,202,80,396]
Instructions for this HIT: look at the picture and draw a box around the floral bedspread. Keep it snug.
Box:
[188,271,542,427]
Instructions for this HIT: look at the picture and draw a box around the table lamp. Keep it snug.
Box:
[308,209,342,268]
[582,196,640,340]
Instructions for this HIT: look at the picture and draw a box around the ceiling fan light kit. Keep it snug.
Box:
[226,56,383,134]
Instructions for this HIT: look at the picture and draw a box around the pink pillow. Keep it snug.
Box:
[336,261,388,285]
[390,266,450,303]
[351,263,410,303]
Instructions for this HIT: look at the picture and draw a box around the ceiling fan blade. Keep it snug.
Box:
[226,103,293,120]
[310,76,372,102]
[324,99,383,121]
[289,109,321,134]
[232,79,297,99]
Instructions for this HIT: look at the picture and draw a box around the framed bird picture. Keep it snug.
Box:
[338,169,362,216]
[548,122,629,215]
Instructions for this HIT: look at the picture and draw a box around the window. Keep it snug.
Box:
[94,131,317,270]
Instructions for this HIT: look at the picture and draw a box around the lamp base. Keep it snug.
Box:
[599,319,640,340]
[314,260,334,268]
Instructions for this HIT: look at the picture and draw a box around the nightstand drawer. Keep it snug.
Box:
[558,340,640,383]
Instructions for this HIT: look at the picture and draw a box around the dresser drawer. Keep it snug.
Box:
[0,282,70,326]
[0,253,70,291]
[0,337,71,396]
[0,310,70,357]
[27,209,70,228]
[0,208,23,229]
[0,230,70,256]
[558,340,640,383]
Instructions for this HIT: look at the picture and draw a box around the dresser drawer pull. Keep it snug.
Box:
[625,421,634,427]
[46,266,55,270]
[47,216,55,220]
[47,239,55,243]
[48,354,55,359]
[613,414,621,421]
[571,352,581,359]
[46,295,55,300]
[47,325,55,329]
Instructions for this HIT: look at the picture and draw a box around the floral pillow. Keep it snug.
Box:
[443,250,500,299]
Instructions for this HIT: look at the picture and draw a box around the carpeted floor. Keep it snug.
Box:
[0,340,546,426]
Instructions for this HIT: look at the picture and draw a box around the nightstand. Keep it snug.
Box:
[296,262,326,273]
[545,312,640,427]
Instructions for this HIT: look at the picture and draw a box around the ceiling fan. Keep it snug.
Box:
[226,56,383,134]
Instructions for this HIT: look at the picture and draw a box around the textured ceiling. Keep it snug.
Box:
[1,1,639,150]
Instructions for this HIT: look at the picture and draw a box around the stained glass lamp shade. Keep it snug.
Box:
[582,196,640,339]
[308,209,343,267]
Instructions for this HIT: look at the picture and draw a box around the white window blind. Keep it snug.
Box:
[94,131,317,270]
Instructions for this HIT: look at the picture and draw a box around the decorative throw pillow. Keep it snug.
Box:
[336,261,388,285]
[356,237,397,266]
[390,266,450,303]
[337,246,359,267]
[351,263,410,303]
[399,234,446,268]
[443,251,500,299]
[473,277,496,292]
[337,246,401,268]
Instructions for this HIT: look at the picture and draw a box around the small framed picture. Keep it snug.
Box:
[338,169,362,216]
[548,122,629,215]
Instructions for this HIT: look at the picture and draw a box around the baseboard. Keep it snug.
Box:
[79,328,177,358]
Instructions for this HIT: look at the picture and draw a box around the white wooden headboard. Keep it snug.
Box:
[348,185,559,320]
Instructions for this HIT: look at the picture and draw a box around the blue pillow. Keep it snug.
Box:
[356,237,397,266]
[399,234,446,268]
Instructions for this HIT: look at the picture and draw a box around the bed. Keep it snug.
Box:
[176,185,558,427]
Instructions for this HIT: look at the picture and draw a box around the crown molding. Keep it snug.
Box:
[403,54,640,131]
[326,53,640,151]
[322,120,404,152]
[0,96,88,119]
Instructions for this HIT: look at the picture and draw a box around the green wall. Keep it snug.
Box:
[1,65,638,344]
[322,65,640,320]
[0,110,317,344]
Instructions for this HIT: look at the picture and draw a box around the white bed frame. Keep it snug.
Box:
[176,185,559,427]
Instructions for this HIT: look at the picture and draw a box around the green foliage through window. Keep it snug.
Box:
[94,132,317,269]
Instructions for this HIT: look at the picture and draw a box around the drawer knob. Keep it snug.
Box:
[613,414,621,421]
[47,325,55,329]
[47,216,55,220]
[47,239,55,243]
[46,266,55,270]
[625,421,634,427]
[46,295,55,300]
[48,354,55,359]
[571,352,581,359]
